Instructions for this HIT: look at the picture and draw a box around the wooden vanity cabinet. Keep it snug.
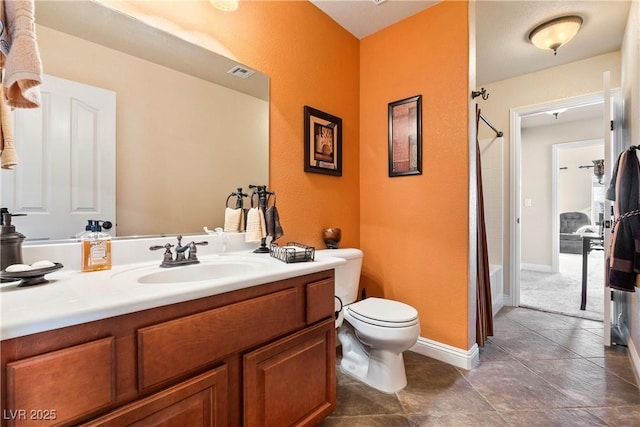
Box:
[0,270,336,427]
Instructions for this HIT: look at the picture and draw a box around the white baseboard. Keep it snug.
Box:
[410,336,479,370]
[618,321,640,386]
[521,263,552,272]
[502,294,512,308]
[492,295,504,316]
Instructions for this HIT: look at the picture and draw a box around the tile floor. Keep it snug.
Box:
[319,307,640,426]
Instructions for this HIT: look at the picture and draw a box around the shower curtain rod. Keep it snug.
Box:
[479,113,503,138]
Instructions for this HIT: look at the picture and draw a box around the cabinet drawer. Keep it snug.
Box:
[6,337,115,427]
[244,318,336,427]
[80,365,228,427]
[306,278,334,324]
[138,287,302,390]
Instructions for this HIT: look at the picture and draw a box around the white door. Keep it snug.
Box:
[603,71,625,346]
[1,74,116,240]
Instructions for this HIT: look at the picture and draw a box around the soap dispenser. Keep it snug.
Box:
[0,208,26,271]
[81,220,112,272]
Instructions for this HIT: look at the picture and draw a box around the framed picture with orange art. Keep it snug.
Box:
[388,95,422,177]
[303,105,342,176]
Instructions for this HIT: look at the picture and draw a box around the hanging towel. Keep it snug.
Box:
[245,207,266,242]
[224,207,244,232]
[0,84,17,169]
[265,205,284,241]
[2,0,42,108]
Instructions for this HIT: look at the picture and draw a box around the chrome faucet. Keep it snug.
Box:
[150,235,208,268]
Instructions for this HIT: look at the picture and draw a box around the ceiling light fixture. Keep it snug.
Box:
[210,0,238,12]
[528,15,583,56]
[546,108,567,119]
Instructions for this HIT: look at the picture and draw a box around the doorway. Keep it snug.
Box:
[509,92,607,321]
[520,134,605,321]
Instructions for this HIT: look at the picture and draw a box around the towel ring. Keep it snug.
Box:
[267,191,277,207]
[226,194,244,209]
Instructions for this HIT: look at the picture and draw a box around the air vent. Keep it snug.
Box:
[227,65,255,79]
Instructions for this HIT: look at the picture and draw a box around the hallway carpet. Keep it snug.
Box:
[320,307,639,426]
[520,252,604,321]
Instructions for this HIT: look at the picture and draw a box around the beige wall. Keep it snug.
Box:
[478,52,621,295]
[520,121,602,268]
[37,24,269,236]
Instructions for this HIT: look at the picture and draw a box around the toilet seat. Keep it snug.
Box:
[346,297,418,328]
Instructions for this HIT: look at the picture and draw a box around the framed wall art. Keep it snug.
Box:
[304,106,342,176]
[388,95,422,177]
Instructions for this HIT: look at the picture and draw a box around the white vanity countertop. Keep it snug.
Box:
[0,249,345,341]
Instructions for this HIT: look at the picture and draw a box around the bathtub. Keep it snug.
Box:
[489,264,503,316]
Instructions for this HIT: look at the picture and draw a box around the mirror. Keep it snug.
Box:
[1,0,269,241]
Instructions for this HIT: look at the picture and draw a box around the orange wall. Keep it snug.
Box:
[360,1,470,349]
[120,0,361,249]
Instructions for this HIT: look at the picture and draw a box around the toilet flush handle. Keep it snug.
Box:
[334,296,343,320]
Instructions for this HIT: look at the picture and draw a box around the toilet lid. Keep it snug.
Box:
[347,297,418,327]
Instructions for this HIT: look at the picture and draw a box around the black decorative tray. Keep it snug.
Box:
[0,263,64,287]
[270,242,315,263]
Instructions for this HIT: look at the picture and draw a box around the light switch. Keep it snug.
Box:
[524,198,532,207]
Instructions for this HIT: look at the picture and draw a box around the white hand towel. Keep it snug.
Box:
[224,207,243,232]
[0,85,17,169]
[2,0,43,108]
[245,207,266,242]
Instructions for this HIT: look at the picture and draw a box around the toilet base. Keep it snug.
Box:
[338,324,408,393]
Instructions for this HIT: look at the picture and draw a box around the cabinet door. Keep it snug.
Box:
[81,366,227,427]
[244,319,335,427]
[6,337,115,427]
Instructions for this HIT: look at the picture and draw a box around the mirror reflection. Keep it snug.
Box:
[0,0,269,241]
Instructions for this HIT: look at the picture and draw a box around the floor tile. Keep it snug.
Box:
[587,405,640,426]
[499,408,608,426]
[465,361,578,411]
[503,308,575,330]
[319,414,412,426]
[478,338,516,362]
[397,363,494,415]
[409,411,508,426]
[523,358,640,407]
[585,354,638,386]
[460,360,582,411]
[489,329,581,360]
[536,328,608,358]
[330,382,405,418]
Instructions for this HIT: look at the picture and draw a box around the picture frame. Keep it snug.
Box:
[304,106,342,176]
[388,95,422,177]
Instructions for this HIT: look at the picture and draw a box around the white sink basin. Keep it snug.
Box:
[138,260,263,284]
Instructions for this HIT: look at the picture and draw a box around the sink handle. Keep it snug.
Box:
[187,241,208,261]
[150,243,174,251]
[150,243,175,267]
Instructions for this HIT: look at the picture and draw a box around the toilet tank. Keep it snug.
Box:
[317,248,363,305]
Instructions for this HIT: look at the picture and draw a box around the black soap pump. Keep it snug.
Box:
[0,208,26,270]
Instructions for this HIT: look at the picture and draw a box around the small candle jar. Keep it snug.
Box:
[322,228,342,249]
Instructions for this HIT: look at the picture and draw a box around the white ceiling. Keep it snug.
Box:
[309,0,631,85]
[520,101,604,129]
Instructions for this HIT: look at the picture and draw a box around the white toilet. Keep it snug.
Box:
[318,248,420,393]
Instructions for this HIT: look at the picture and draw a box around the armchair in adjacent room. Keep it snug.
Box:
[559,212,591,254]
